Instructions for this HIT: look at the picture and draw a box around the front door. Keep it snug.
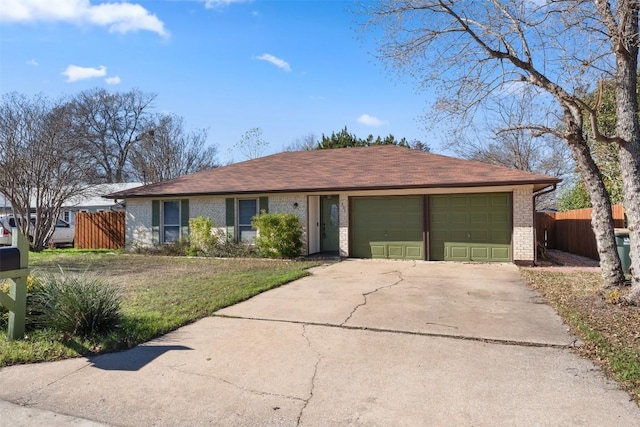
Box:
[321,195,339,252]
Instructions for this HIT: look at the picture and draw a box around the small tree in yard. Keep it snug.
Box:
[252,212,303,259]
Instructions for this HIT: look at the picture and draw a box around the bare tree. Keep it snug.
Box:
[360,1,640,299]
[0,93,91,251]
[283,133,318,151]
[130,114,218,183]
[448,89,573,179]
[69,88,156,183]
[232,127,270,160]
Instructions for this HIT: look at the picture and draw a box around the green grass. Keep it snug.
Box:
[1,252,318,367]
[521,269,640,403]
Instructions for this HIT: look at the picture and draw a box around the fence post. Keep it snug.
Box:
[0,229,30,340]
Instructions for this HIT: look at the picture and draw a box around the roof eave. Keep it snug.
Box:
[111,178,562,199]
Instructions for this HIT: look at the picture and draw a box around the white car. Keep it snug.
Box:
[0,215,75,247]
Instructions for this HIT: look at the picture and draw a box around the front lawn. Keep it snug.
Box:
[521,268,640,403]
[1,252,318,367]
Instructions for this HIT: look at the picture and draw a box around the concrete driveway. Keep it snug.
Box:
[1,260,639,426]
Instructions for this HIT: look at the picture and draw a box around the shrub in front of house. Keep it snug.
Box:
[29,271,121,338]
[252,212,303,259]
[187,216,221,256]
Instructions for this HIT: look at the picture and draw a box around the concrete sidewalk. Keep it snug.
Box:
[1,260,639,426]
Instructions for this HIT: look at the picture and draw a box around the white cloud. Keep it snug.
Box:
[256,53,291,72]
[204,0,251,8]
[27,59,39,66]
[358,114,386,127]
[0,0,168,38]
[62,64,106,82]
[105,76,121,85]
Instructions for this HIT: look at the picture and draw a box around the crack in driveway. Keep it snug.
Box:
[214,314,572,349]
[171,366,306,404]
[297,324,321,427]
[340,270,404,326]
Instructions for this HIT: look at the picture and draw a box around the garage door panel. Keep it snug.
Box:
[492,230,511,243]
[431,211,450,222]
[471,247,489,260]
[470,213,490,225]
[430,193,512,262]
[492,212,510,224]
[491,247,510,261]
[491,194,510,206]
[406,246,423,258]
[450,196,469,207]
[448,244,469,260]
[471,231,489,241]
[470,195,488,207]
[388,245,404,257]
[430,196,448,209]
[450,213,467,224]
[370,244,386,258]
[448,230,466,240]
[351,196,424,260]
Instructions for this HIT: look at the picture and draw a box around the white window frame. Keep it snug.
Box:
[162,200,181,244]
[238,198,259,243]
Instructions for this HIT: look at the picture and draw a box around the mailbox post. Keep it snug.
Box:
[0,229,30,340]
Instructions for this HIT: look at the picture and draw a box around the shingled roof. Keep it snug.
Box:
[106,145,560,199]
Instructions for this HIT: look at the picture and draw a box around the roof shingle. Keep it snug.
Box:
[106,145,559,198]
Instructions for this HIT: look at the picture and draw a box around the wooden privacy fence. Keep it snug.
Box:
[75,211,125,250]
[536,205,626,260]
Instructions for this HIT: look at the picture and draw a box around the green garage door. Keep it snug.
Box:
[430,193,511,262]
[351,196,424,260]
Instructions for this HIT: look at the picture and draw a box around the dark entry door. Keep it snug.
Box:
[321,195,339,252]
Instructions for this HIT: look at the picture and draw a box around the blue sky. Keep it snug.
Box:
[0,0,440,163]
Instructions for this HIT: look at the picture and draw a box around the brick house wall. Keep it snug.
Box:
[124,185,538,262]
[512,186,534,262]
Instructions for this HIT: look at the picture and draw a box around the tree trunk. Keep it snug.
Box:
[613,20,640,302]
[568,140,626,289]
[619,145,640,301]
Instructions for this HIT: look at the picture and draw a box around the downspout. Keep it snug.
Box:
[532,184,557,266]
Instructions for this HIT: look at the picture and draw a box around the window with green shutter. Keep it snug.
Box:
[152,199,190,244]
[163,201,181,243]
[238,199,258,242]
[224,197,268,242]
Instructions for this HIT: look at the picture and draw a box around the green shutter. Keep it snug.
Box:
[151,200,160,245]
[259,197,269,214]
[181,199,189,240]
[225,198,235,241]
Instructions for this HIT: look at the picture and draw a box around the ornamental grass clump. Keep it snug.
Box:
[30,270,121,338]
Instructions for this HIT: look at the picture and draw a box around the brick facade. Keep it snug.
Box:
[512,186,534,262]
[125,199,153,249]
[124,186,537,262]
